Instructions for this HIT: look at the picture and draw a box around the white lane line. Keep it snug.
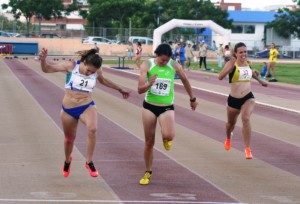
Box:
[115,69,300,114]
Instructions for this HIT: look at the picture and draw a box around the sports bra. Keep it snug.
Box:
[229,62,252,83]
[65,61,97,92]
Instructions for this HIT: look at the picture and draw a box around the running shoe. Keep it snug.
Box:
[269,78,278,82]
[62,156,72,177]
[261,77,266,81]
[245,147,253,159]
[139,171,152,185]
[224,139,231,151]
[163,140,172,151]
[85,161,99,177]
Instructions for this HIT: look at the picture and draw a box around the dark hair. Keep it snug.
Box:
[234,42,246,53]
[137,41,141,46]
[225,45,229,49]
[76,49,102,68]
[154,43,173,57]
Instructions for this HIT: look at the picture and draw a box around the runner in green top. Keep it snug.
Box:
[137,43,198,185]
[145,58,175,104]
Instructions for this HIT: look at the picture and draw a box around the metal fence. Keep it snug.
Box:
[2,26,300,58]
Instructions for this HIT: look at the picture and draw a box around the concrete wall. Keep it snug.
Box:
[1,37,218,58]
[1,37,154,57]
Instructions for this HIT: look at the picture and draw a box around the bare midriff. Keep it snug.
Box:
[62,89,93,108]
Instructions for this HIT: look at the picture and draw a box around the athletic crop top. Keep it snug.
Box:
[228,62,252,83]
[65,61,97,92]
[145,58,175,104]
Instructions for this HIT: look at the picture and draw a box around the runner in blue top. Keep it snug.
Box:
[137,43,198,185]
[39,48,130,178]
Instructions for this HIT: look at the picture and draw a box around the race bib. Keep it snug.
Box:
[72,74,96,92]
[238,66,252,81]
[150,78,171,96]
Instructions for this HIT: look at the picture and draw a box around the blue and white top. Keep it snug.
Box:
[65,61,97,92]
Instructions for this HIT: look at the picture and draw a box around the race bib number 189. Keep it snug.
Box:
[150,78,171,96]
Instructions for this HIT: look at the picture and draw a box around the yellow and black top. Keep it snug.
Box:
[229,62,252,83]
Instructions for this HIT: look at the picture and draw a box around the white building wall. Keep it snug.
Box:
[212,23,266,51]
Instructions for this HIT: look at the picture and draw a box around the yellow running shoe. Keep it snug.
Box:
[224,139,231,151]
[245,147,253,159]
[163,140,172,151]
[139,171,152,185]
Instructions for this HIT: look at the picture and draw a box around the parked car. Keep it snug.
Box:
[128,36,153,45]
[254,49,292,59]
[82,36,112,44]
[41,33,61,38]
[0,31,12,37]
[15,33,39,38]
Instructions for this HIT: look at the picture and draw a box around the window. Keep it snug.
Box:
[232,25,243,33]
[232,24,255,34]
[244,25,255,34]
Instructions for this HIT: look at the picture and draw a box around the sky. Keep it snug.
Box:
[0,0,297,11]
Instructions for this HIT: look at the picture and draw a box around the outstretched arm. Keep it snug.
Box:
[39,48,73,73]
[97,68,130,99]
[252,70,268,87]
[174,61,198,111]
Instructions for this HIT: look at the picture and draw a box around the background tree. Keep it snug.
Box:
[2,0,36,34]
[131,0,232,42]
[267,0,300,38]
[2,0,77,35]
[86,0,144,39]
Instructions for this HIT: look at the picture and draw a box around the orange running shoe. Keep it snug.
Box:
[86,161,99,177]
[62,156,72,177]
[224,139,231,151]
[245,147,253,159]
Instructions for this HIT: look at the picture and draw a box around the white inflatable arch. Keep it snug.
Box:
[153,19,231,53]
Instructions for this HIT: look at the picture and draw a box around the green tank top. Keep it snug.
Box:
[145,58,175,105]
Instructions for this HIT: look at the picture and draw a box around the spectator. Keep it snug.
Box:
[94,43,99,54]
[185,43,194,71]
[217,43,224,68]
[224,45,232,63]
[174,42,186,70]
[263,43,279,82]
[211,40,217,51]
[134,41,142,69]
[198,40,208,70]
[127,41,134,60]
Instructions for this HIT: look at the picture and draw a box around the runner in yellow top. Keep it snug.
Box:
[263,42,279,82]
[137,43,198,185]
[218,42,267,160]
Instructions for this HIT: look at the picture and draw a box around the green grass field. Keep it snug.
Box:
[104,59,300,86]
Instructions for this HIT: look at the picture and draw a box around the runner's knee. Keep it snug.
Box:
[65,135,75,145]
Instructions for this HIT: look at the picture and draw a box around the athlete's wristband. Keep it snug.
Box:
[190,97,196,102]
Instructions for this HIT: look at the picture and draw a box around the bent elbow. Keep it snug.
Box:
[137,89,143,94]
